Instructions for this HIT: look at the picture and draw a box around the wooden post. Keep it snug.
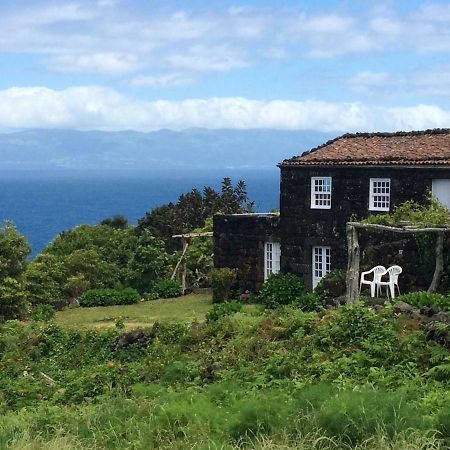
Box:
[428,231,444,293]
[346,223,360,303]
[181,237,188,295]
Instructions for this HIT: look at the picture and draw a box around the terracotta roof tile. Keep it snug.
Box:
[280,129,450,167]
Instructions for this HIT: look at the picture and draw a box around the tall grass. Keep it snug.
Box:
[0,386,445,450]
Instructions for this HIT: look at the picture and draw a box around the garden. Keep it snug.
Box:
[2,188,450,449]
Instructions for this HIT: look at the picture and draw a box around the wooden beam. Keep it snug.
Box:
[346,223,360,303]
[181,237,188,295]
[172,232,213,238]
[170,238,190,281]
[429,231,445,293]
[348,222,450,234]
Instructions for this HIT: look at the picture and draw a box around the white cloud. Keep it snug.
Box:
[18,3,96,26]
[301,14,355,34]
[48,52,140,74]
[347,64,450,97]
[348,71,392,93]
[1,86,449,133]
[129,73,195,87]
[165,45,249,72]
[2,1,450,79]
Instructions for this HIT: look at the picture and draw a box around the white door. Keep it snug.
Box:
[432,179,450,209]
[264,242,281,281]
[312,246,331,289]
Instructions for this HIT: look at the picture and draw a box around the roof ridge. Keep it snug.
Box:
[280,128,450,165]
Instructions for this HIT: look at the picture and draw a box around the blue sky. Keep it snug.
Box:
[1,0,450,132]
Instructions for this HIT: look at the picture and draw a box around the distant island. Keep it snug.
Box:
[0,128,334,170]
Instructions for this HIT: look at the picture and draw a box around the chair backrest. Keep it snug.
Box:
[372,265,387,283]
[387,265,402,283]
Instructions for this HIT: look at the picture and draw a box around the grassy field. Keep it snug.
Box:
[55,293,213,329]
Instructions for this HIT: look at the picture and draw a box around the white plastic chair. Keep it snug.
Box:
[376,265,402,299]
[359,265,387,298]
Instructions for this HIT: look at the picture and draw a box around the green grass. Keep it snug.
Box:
[55,293,213,329]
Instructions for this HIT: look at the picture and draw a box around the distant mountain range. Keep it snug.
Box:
[0,128,335,170]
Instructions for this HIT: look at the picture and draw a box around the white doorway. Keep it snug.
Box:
[264,242,281,281]
[312,246,331,289]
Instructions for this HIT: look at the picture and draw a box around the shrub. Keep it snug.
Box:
[31,304,55,322]
[293,292,322,312]
[258,273,307,309]
[206,301,243,323]
[143,291,159,301]
[0,277,29,321]
[396,291,450,311]
[326,302,393,346]
[150,279,182,298]
[79,288,140,307]
[210,268,237,303]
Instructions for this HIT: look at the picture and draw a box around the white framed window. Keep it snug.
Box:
[312,246,331,289]
[311,177,332,209]
[264,241,281,281]
[369,178,390,211]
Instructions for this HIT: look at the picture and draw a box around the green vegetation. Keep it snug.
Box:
[79,288,141,307]
[149,279,182,298]
[258,272,321,310]
[5,183,450,448]
[206,300,243,322]
[1,301,450,448]
[211,267,237,303]
[396,291,450,311]
[362,196,450,227]
[138,177,254,247]
[0,222,31,321]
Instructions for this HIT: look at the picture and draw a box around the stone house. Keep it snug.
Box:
[214,129,450,292]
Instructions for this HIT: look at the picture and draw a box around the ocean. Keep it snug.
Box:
[0,169,280,256]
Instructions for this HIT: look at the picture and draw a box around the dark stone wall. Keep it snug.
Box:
[359,231,450,293]
[280,166,450,289]
[214,214,280,292]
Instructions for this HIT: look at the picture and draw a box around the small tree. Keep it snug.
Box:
[210,268,237,303]
[0,221,31,280]
[0,277,29,321]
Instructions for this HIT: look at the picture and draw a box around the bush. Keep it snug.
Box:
[0,277,29,321]
[293,292,322,312]
[327,302,389,345]
[79,288,140,307]
[258,273,307,309]
[206,301,243,323]
[150,279,182,298]
[210,268,237,303]
[31,304,55,322]
[142,291,159,301]
[396,291,450,311]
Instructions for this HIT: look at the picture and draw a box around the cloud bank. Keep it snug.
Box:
[1,86,449,132]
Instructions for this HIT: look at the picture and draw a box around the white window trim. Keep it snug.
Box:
[312,246,331,289]
[264,241,281,281]
[310,177,332,209]
[369,178,391,212]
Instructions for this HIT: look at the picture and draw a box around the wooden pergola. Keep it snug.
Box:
[171,232,213,294]
[346,221,450,303]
